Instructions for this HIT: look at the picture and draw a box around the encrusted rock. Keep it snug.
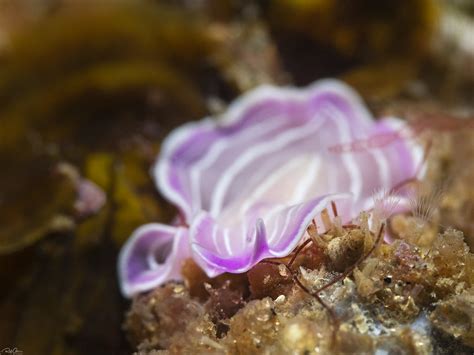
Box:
[430,287,474,347]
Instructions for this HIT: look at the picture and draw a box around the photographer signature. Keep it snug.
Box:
[0,348,23,355]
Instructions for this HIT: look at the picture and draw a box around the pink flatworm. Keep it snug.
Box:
[118,79,422,297]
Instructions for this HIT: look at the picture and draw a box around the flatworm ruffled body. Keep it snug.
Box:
[119,79,423,297]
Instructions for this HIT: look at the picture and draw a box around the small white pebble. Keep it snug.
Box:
[173,285,185,294]
[274,295,286,304]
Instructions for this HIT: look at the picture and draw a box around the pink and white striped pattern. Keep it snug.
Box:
[118,79,423,297]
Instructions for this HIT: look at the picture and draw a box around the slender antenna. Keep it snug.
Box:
[287,238,313,268]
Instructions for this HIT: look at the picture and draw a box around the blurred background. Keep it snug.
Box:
[0,0,472,353]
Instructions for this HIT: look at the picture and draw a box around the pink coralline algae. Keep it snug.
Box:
[118,79,423,297]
